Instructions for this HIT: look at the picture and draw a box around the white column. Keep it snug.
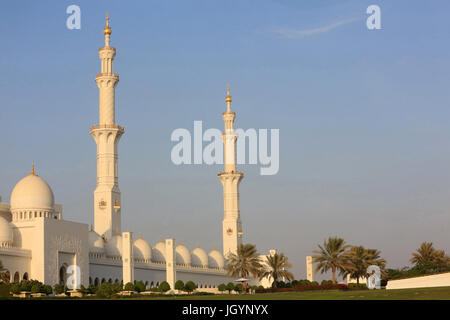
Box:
[122,232,134,284]
[165,238,176,290]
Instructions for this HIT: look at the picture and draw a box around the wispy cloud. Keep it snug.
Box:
[275,17,360,39]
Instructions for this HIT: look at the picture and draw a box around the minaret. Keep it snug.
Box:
[90,13,124,240]
[218,87,244,257]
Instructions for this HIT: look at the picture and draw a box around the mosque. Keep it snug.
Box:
[0,16,274,290]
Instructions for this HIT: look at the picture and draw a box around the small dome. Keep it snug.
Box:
[176,243,191,266]
[0,216,13,245]
[152,241,166,262]
[10,171,54,211]
[134,237,152,261]
[191,247,208,267]
[88,230,104,254]
[208,249,225,269]
[105,234,122,257]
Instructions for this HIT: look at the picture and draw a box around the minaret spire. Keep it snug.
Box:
[104,12,112,47]
[218,86,244,256]
[90,14,124,240]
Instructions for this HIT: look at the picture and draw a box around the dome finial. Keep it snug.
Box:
[30,163,36,176]
[115,227,119,236]
[139,232,142,239]
[90,225,93,232]
[225,85,232,111]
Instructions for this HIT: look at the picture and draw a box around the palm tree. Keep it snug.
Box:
[410,242,440,265]
[260,253,294,288]
[312,236,350,284]
[342,246,386,284]
[226,244,264,293]
[410,242,449,267]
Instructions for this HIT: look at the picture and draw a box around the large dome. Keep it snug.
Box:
[191,247,208,267]
[0,216,13,245]
[152,241,166,263]
[10,171,54,211]
[88,229,105,254]
[134,237,152,261]
[208,249,225,269]
[176,243,191,266]
[105,234,122,257]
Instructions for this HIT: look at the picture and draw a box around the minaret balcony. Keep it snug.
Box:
[90,124,125,133]
[113,201,121,211]
[98,200,107,209]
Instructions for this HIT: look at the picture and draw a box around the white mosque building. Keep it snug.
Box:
[0,17,274,290]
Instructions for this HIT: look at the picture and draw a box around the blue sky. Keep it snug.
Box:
[1,0,450,281]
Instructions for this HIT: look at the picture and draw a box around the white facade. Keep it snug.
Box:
[0,17,275,290]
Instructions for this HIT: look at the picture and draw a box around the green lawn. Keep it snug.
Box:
[129,286,450,300]
[2,286,450,300]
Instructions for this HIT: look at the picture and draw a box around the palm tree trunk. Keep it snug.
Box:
[332,267,336,284]
[356,277,360,285]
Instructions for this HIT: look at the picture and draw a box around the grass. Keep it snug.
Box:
[131,286,450,300]
[2,286,450,300]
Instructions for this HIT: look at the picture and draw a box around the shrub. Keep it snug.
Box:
[31,284,41,294]
[348,283,367,289]
[87,284,98,294]
[134,281,146,293]
[311,281,319,286]
[159,281,171,293]
[124,282,134,291]
[184,281,196,293]
[234,284,243,293]
[218,283,227,292]
[20,280,32,292]
[321,280,333,285]
[111,282,123,293]
[175,280,185,291]
[43,285,53,295]
[10,283,21,294]
[53,284,64,294]
[226,282,235,294]
[96,282,113,298]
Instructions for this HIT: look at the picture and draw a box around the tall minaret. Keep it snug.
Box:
[90,14,124,240]
[218,87,244,257]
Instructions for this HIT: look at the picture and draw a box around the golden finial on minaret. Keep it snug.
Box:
[115,228,119,236]
[160,237,163,243]
[90,225,93,232]
[225,85,232,112]
[104,12,112,36]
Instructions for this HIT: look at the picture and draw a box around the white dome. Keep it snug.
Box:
[0,216,13,245]
[152,241,166,262]
[191,247,208,267]
[105,234,122,257]
[134,237,152,261]
[176,243,191,266]
[88,230,104,254]
[10,172,54,211]
[208,249,225,269]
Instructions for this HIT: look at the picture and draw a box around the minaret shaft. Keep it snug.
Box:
[91,17,124,240]
[218,88,243,256]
